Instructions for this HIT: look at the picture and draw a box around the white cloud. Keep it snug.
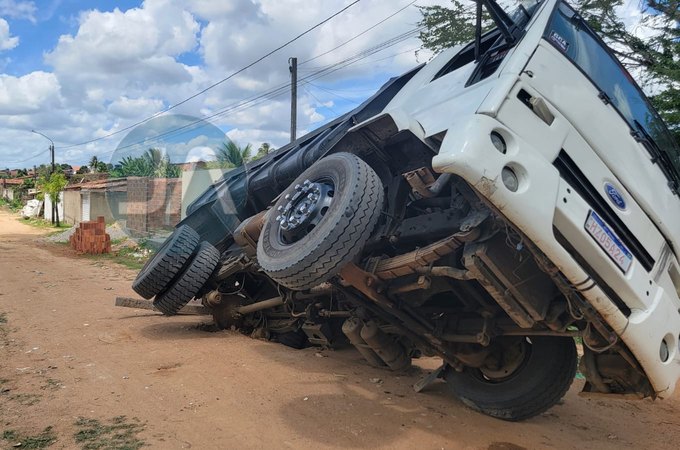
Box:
[0,18,19,51]
[0,0,438,167]
[0,71,61,114]
[0,0,36,23]
[108,96,165,119]
[187,0,264,23]
[44,0,200,104]
[226,127,289,150]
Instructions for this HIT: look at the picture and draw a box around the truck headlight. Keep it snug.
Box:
[660,338,670,362]
[502,166,519,192]
[490,132,507,154]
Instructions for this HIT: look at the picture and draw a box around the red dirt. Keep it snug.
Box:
[1,209,679,449]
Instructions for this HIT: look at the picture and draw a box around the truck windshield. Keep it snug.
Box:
[544,1,680,192]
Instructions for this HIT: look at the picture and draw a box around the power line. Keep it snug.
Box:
[57,0,362,150]
[91,25,425,160]
[3,148,50,165]
[304,81,361,105]
[301,83,343,115]
[301,28,423,83]
[299,0,417,66]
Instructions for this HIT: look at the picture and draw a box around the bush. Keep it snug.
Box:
[0,197,23,211]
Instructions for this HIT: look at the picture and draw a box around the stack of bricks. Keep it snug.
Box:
[69,216,111,254]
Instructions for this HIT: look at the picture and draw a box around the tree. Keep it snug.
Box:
[642,1,680,144]
[38,172,68,227]
[110,148,181,178]
[217,139,252,167]
[417,1,484,54]
[96,161,108,173]
[252,142,274,161]
[417,1,680,142]
[89,155,99,173]
[76,166,89,174]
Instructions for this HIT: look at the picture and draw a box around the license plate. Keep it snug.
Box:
[584,210,633,273]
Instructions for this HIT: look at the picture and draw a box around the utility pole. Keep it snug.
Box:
[289,57,297,143]
[32,130,56,224]
[50,143,55,175]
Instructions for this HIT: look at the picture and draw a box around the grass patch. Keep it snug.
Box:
[1,426,56,449]
[0,312,6,324]
[0,197,23,212]
[22,217,71,231]
[74,416,145,450]
[10,393,42,406]
[40,378,63,391]
[88,244,152,271]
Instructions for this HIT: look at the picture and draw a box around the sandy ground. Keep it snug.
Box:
[1,209,679,450]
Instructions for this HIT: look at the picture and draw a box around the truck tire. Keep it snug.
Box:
[257,152,384,290]
[153,242,220,316]
[444,336,577,421]
[132,225,200,299]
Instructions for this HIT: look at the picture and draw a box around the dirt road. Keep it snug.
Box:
[1,210,679,449]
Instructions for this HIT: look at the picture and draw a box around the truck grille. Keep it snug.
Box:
[553,150,655,272]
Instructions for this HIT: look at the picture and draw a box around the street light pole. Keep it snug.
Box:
[31,130,56,224]
[31,130,55,174]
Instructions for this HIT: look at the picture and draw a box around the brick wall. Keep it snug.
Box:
[126,177,148,236]
[147,178,182,230]
[126,177,181,237]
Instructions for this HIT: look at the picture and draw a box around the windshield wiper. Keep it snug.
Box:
[473,0,525,62]
[632,120,679,195]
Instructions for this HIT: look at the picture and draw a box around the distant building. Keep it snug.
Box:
[174,161,208,172]
[1,178,27,201]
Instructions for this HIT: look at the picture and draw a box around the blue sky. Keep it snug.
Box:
[0,0,440,169]
[0,0,650,169]
[2,1,140,74]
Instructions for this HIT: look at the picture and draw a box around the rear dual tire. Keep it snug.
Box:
[153,242,221,316]
[132,225,200,299]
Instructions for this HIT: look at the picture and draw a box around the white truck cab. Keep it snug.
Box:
[370,0,680,399]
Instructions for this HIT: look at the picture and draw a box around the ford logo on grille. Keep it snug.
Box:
[605,183,626,210]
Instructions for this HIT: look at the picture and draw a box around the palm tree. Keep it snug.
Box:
[217,139,252,167]
[113,148,180,178]
[253,142,274,160]
[144,148,181,178]
[89,155,99,173]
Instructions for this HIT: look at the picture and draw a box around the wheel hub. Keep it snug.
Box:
[275,179,334,244]
[478,338,529,381]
